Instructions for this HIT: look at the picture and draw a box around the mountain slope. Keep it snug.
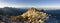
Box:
[10,8,48,23]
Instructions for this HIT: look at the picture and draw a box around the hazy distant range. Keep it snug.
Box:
[0,7,60,16]
[0,7,60,23]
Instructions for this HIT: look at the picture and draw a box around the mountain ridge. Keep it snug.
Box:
[10,8,48,23]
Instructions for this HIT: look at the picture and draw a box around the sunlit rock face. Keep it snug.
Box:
[10,8,48,23]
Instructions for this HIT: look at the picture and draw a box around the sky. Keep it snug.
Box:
[0,0,60,9]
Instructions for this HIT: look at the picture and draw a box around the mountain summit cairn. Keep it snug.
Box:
[10,8,49,23]
[28,8,38,11]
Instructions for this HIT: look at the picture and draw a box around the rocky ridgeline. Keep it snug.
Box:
[10,8,48,23]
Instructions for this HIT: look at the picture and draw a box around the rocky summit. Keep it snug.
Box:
[10,8,48,23]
